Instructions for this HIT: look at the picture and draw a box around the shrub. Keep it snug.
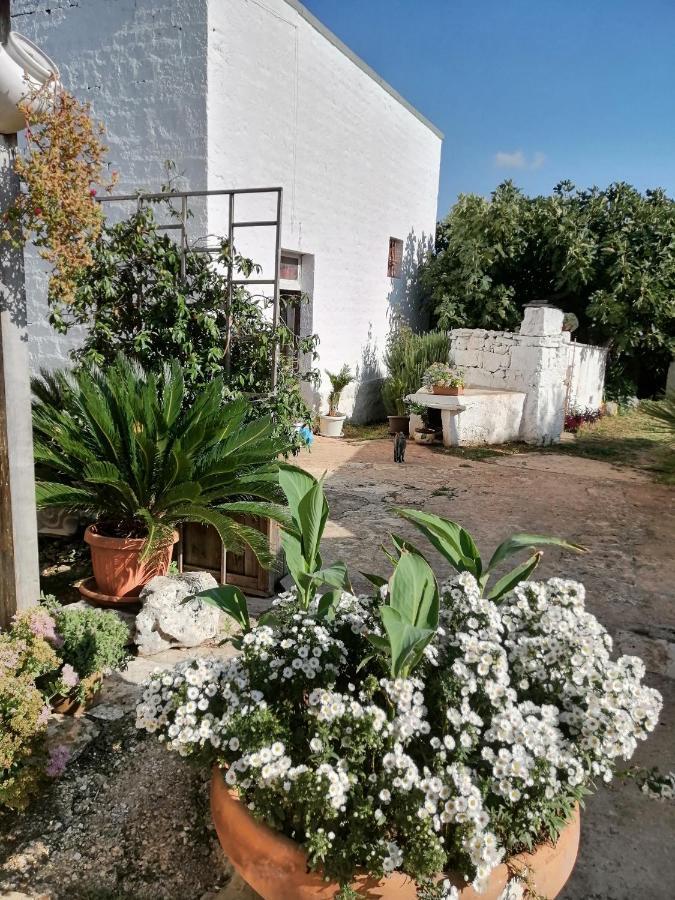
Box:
[53,205,319,453]
[564,405,602,433]
[382,327,450,416]
[0,612,61,810]
[46,601,130,684]
[32,355,290,563]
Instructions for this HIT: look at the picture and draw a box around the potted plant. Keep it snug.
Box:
[32,355,290,601]
[43,600,131,715]
[137,471,668,900]
[407,401,439,444]
[382,326,450,435]
[319,365,354,438]
[423,363,465,396]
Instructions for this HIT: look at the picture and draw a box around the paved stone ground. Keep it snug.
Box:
[1,436,673,899]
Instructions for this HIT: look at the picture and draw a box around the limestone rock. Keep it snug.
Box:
[135,572,221,656]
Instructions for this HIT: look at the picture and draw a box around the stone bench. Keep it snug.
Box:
[405,387,526,447]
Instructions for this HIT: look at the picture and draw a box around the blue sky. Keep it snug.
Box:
[303,0,675,217]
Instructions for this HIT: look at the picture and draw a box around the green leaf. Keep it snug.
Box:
[316,589,341,623]
[486,552,542,602]
[278,465,318,523]
[360,571,387,589]
[487,533,587,572]
[297,478,328,565]
[310,561,351,592]
[380,606,435,678]
[389,551,439,630]
[195,585,250,632]
[392,507,482,576]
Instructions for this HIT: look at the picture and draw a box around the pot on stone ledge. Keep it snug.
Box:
[83,524,179,600]
[210,769,581,900]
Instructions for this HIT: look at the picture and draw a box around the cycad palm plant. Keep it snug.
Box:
[32,356,290,564]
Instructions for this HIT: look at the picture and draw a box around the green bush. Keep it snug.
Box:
[50,205,319,453]
[381,326,450,416]
[0,612,60,810]
[422,180,675,396]
[46,601,130,680]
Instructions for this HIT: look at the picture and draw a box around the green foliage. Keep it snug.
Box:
[393,508,586,601]
[382,326,450,416]
[641,392,675,483]
[422,180,675,395]
[48,602,131,680]
[369,551,440,677]
[0,616,58,810]
[32,355,290,563]
[276,466,351,610]
[196,585,251,634]
[325,364,354,416]
[53,205,319,453]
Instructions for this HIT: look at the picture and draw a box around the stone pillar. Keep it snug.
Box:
[0,0,41,626]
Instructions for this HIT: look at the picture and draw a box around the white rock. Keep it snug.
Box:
[135,572,221,656]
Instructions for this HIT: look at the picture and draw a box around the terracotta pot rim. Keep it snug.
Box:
[84,524,179,550]
[210,767,580,897]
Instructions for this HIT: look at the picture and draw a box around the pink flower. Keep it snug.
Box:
[89,188,97,197]
[26,609,63,646]
[46,744,70,778]
[60,663,80,689]
[37,704,51,727]
[34,206,43,216]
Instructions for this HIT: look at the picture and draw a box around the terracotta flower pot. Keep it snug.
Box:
[51,672,102,717]
[432,385,464,396]
[387,415,410,436]
[84,525,178,598]
[210,769,580,900]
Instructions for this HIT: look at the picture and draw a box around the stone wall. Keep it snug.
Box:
[449,307,570,444]
[565,342,608,413]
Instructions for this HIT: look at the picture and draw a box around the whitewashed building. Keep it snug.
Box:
[14,0,443,420]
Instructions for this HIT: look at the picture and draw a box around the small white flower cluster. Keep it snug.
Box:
[382,839,404,873]
[244,617,347,685]
[382,677,431,741]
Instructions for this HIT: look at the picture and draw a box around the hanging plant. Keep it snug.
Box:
[1,81,118,320]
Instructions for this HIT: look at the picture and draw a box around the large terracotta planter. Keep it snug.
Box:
[84,525,178,598]
[210,769,580,900]
[432,385,464,396]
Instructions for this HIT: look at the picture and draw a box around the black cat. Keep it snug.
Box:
[394,431,406,463]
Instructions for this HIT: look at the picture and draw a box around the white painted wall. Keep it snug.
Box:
[565,342,608,412]
[206,0,441,420]
[13,0,442,422]
[13,0,209,373]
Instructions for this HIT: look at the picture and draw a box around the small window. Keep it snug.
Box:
[388,238,403,278]
[280,253,300,281]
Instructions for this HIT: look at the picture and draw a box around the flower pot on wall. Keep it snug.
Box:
[432,385,463,396]
[319,414,346,438]
[0,32,59,133]
[83,525,178,599]
[387,415,410,435]
[210,771,581,900]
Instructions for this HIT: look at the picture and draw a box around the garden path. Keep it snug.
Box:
[1,436,673,899]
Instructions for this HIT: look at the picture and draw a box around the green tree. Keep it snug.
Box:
[51,205,319,451]
[422,181,675,396]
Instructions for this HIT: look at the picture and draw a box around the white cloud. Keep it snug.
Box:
[494,150,526,169]
[494,150,546,171]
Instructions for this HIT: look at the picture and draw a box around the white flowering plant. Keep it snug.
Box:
[136,470,668,899]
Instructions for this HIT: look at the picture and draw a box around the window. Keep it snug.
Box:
[280,253,300,281]
[388,238,403,278]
